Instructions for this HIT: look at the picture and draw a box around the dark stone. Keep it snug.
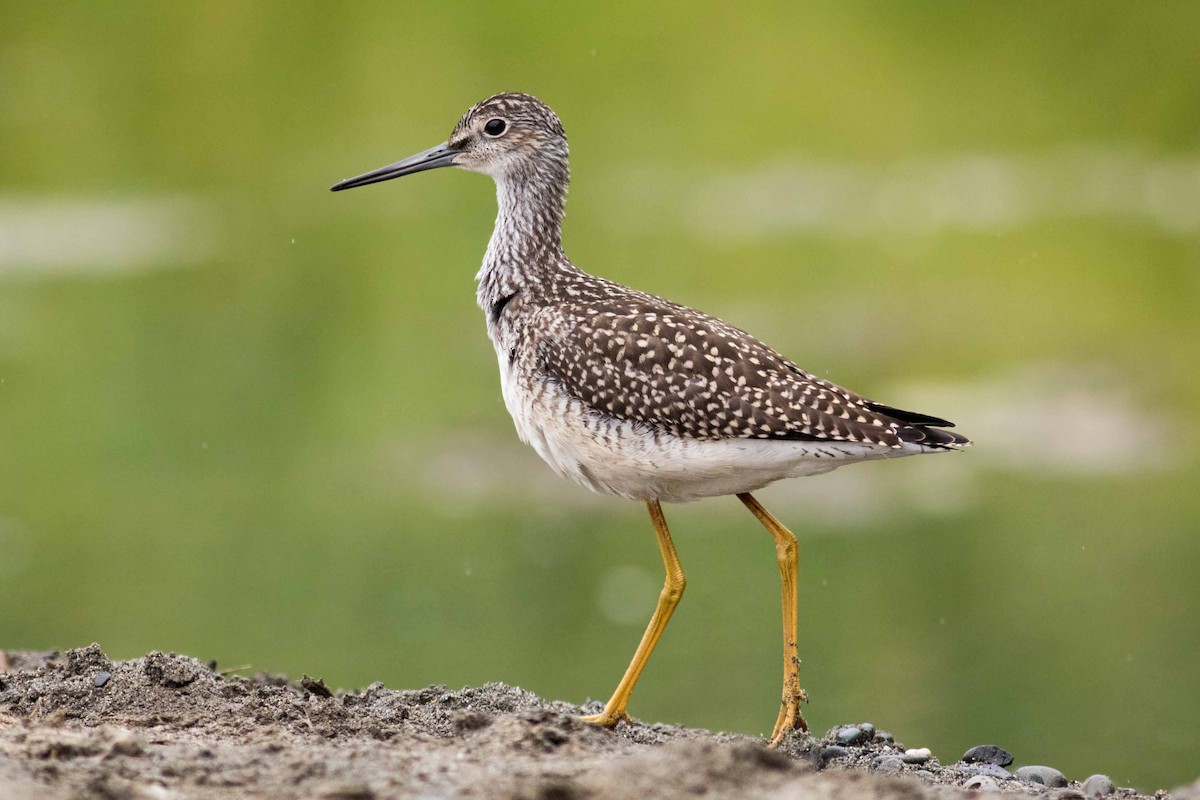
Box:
[960,763,1012,780]
[962,745,1015,767]
[814,745,850,767]
[1015,766,1068,788]
[93,671,112,688]
[816,743,854,767]
[836,726,865,745]
[874,756,904,774]
[1082,775,1116,798]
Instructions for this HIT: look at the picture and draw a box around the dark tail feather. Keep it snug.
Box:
[865,400,955,427]
[868,401,972,449]
[897,425,971,448]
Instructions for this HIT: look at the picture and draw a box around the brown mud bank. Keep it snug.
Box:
[0,645,1194,799]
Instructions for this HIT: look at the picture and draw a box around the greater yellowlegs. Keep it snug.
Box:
[331,93,970,746]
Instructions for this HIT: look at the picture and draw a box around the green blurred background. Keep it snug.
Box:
[2,1,1198,791]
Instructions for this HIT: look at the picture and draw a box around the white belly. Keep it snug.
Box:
[496,349,924,504]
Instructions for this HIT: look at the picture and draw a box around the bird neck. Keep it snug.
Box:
[476,158,573,310]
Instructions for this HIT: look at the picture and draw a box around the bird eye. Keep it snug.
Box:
[484,119,507,137]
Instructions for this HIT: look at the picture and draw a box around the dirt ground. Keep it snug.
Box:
[0,646,1193,800]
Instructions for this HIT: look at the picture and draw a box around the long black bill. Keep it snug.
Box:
[330,143,458,192]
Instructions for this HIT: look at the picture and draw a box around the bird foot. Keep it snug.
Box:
[579,708,633,728]
[767,690,809,747]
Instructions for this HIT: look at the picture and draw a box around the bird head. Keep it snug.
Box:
[331,92,567,192]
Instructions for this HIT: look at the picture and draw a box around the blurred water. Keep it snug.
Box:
[1,3,1198,790]
[0,195,220,275]
[617,147,1200,240]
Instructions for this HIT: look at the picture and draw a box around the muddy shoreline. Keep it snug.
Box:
[0,646,1192,799]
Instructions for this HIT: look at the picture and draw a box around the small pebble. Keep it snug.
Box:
[836,726,865,745]
[903,747,932,764]
[1082,775,1115,798]
[915,770,935,779]
[962,744,1014,767]
[1016,766,1068,788]
[1052,791,1085,800]
[965,776,1001,792]
[820,745,850,764]
[960,763,1012,780]
[874,756,905,774]
[859,723,875,736]
[877,731,895,745]
[93,672,112,688]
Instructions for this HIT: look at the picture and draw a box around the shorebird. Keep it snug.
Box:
[331,93,970,746]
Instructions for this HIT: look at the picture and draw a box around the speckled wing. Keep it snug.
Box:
[537,295,969,449]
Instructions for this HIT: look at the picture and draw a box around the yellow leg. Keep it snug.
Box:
[581,499,685,728]
[737,492,809,746]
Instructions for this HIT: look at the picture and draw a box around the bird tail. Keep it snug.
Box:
[866,401,972,450]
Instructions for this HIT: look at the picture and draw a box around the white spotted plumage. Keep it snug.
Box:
[455,93,969,503]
